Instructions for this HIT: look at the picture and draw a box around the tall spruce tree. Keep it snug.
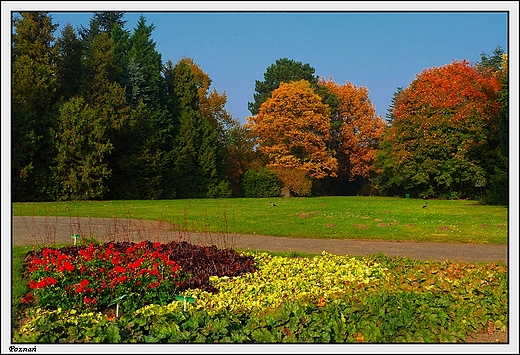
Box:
[164,60,229,198]
[106,15,168,199]
[55,24,83,102]
[54,31,128,200]
[12,12,60,201]
[126,16,164,108]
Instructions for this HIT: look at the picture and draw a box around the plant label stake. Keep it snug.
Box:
[109,294,130,318]
[71,234,80,246]
[175,295,195,311]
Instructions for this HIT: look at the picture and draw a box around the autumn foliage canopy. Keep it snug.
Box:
[246,80,338,180]
[318,77,387,180]
[374,60,502,199]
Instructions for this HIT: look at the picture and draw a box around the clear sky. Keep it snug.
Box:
[7,2,511,123]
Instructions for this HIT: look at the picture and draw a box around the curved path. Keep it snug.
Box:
[12,216,508,264]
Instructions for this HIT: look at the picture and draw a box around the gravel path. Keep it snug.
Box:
[12,216,508,264]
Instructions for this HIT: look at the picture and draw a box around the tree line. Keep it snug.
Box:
[11,12,508,204]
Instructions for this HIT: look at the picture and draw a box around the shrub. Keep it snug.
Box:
[206,180,233,198]
[241,168,282,198]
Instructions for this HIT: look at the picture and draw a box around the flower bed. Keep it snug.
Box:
[21,240,257,313]
[14,241,508,343]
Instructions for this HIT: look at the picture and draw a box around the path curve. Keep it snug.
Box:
[12,216,508,264]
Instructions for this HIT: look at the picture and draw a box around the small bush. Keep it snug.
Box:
[206,180,233,198]
[241,168,282,198]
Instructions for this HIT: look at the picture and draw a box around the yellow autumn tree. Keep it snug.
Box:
[319,77,387,180]
[178,57,238,139]
[245,80,338,183]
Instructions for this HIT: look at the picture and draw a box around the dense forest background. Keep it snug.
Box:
[11,12,509,204]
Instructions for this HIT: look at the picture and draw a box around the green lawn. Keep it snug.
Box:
[12,196,507,244]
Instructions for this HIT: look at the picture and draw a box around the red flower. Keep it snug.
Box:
[148,269,159,276]
[58,261,75,272]
[110,275,128,288]
[36,280,46,289]
[83,296,97,305]
[35,277,57,289]
[21,293,33,304]
[128,258,144,270]
[113,265,126,273]
[31,258,41,266]
[76,279,90,293]
[64,261,74,271]
[42,248,52,258]
[79,247,93,261]
[153,242,161,249]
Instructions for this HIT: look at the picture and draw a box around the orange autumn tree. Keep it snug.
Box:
[373,60,502,199]
[318,77,387,181]
[245,80,338,195]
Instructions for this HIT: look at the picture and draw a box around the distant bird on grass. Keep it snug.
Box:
[269,201,277,206]
[422,202,428,208]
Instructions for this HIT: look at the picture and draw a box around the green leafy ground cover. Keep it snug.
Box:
[12,242,507,343]
[13,197,507,244]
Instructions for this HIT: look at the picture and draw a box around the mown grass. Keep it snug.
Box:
[12,196,508,244]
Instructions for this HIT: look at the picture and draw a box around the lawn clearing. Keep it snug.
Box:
[12,196,507,244]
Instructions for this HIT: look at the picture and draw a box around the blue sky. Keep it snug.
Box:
[11,5,510,123]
